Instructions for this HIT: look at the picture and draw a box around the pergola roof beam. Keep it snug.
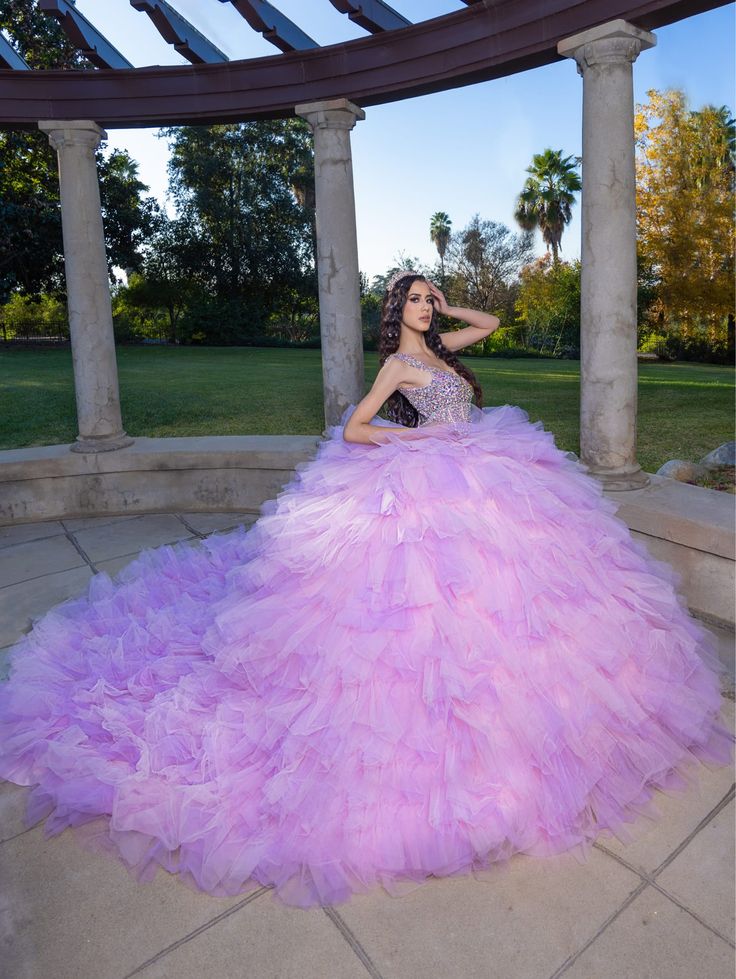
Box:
[130,1,229,64]
[4,0,730,128]
[0,32,29,69]
[219,0,318,52]
[39,0,133,69]
[328,1,411,32]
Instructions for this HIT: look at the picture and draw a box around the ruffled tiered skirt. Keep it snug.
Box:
[0,405,731,907]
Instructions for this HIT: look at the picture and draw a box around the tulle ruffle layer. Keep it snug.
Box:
[0,404,731,907]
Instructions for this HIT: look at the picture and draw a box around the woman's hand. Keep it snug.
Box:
[431,285,501,351]
[427,280,451,316]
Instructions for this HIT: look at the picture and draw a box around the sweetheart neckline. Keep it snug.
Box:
[391,352,461,381]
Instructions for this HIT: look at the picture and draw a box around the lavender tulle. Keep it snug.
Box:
[0,403,732,907]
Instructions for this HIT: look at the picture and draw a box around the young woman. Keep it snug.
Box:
[0,270,731,908]
[343,273,495,444]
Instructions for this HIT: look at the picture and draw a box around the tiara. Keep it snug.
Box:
[385,268,419,293]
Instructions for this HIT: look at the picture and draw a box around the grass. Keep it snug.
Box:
[1,345,733,475]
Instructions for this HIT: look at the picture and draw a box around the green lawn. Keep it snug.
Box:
[1,346,733,474]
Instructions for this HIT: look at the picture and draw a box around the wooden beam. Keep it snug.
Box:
[220,0,318,52]
[4,0,730,128]
[39,0,133,69]
[328,1,411,33]
[0,33,29,70]
[131,1,228,64]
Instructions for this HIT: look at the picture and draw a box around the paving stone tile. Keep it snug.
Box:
[0,643,11,681]
[338,847,639,979]
[61,513,140,532]
[138,895,368,979]
[0,821,250,979]
[0,780,33,845]
[71,513,194,563]
[598,700,735,874]
[0,534,85,588]
[704,621,735,679]
[655,799,735,941]
[178,511,258,535]
[721,697,734,729]
[564,885,734,979]
[0,565,93,647]
[0,521,65,551]
[94,551,143,579]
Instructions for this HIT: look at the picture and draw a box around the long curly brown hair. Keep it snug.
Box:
[378,274,483,426]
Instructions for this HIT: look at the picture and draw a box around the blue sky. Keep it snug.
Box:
[73,1,735,279]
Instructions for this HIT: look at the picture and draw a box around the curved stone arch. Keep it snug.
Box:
[0,0,728,127]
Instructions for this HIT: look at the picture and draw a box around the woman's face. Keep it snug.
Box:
[400,279,434,334]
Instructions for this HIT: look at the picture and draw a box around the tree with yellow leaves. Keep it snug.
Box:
[635,89,734,360]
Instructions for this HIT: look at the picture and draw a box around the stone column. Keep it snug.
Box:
[39,120,132,453]
[558,21,655,490]
[295,98,365,428]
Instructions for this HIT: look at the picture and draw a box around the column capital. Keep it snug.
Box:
[295,98,365,131]
[38,119,106,152]
[558,19,655,73]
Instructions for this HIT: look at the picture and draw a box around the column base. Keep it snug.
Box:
[70,432,134,454]
[583,460,650,491]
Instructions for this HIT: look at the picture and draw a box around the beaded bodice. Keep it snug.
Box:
[388,352,473,425]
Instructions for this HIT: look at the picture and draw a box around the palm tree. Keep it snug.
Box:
[514,149,581,262]
[429,211,452,285]
[689,104,735,187]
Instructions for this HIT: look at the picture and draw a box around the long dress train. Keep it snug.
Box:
[0,352,731,907]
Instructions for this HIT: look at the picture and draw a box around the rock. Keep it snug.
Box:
[656,459,708,482]
[700,441,736,468]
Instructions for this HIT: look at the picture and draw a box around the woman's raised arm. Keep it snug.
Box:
[427,281,500,353]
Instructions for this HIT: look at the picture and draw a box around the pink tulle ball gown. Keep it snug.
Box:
[0,351,732,908]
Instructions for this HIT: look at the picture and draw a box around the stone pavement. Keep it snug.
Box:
[0,513,734,979]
